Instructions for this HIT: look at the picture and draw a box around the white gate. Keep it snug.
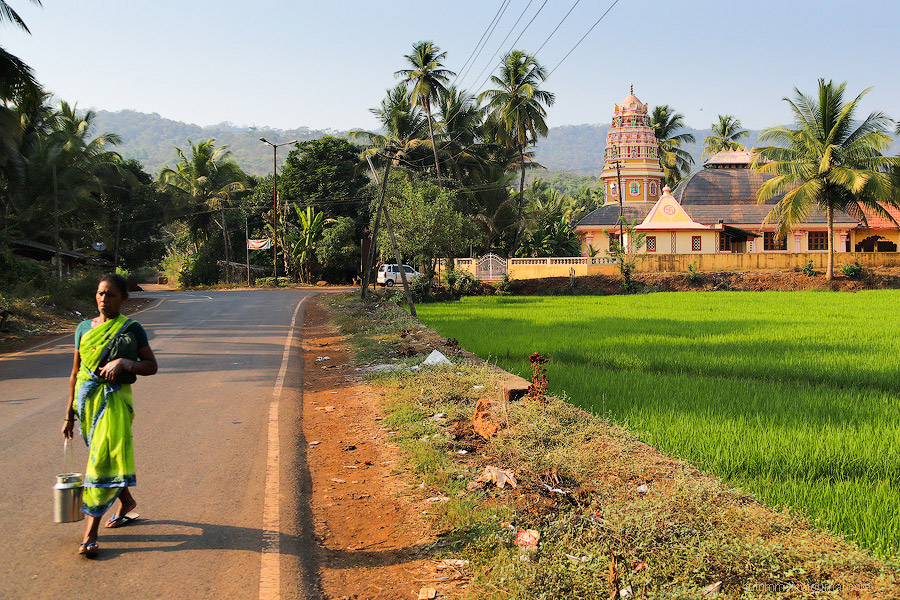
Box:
[475,253,508,281]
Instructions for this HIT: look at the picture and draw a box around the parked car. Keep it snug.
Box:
[377,264,421,287]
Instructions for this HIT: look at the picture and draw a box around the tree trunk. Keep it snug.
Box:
[826,204,834,281]
[220,207,230,283]
[425,101,442,189]
[512,145,527,254]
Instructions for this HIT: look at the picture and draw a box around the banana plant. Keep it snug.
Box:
[290,203,334,284]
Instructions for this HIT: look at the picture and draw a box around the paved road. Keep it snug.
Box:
[0,289,320,599]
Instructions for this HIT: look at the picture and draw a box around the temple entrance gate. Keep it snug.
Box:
[475,253,507,280]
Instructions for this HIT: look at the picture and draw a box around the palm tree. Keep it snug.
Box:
[395,41,455,184]
[703,115,748,158]
[158,139,247,271]
[289,203,333,283]
[651,105,695,187]
[479,50,555,252]
[350,84,428,171]
[753,79,900,280]
[435,85,486,184]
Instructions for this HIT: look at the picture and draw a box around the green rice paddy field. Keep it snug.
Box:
[417,291,900,558]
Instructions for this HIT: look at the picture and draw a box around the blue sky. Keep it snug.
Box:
[4,0,899,132]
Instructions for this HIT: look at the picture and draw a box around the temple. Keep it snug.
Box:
[575,87,900,257]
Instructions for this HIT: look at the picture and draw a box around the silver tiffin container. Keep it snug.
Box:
[53,472,85,523]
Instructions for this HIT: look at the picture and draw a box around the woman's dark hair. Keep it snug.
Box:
[99,273,129,299]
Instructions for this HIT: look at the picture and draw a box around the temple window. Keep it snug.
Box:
[763,232,787,251]
[646,236,656,252]
[692,236,702,251]
[808,231,829,250]
[650,182,657,195]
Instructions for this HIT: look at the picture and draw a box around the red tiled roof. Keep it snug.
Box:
[855,205,900,230]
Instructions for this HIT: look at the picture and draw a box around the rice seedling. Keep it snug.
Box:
[417,291,900,557]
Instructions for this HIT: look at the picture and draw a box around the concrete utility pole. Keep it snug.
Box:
[259,138,297,286]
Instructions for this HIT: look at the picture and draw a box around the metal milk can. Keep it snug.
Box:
[54,439,84,523]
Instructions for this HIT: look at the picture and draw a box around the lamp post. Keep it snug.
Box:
[259,138,297,286]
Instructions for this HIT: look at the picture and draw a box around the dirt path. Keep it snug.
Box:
[302,298,438,600]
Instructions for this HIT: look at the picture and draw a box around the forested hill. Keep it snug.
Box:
[93,110,899,178]
[92,110,348,176]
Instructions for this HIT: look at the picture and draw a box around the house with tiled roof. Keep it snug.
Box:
[574,89,899,259]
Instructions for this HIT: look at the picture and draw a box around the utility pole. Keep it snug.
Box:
[220,207,230,283]
[613,156,624,249]
[245,217,250,286]
[361,154,389,298]
[52,165,61,280]
[365,154,417,318]
[260,138,297,286]
[114,213,122,269]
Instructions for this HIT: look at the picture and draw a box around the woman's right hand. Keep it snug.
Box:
[62,420,74,439]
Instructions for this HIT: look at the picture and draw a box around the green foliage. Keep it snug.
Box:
[801,259,816,277]
[315,216,359,282]
[840,262,863,278]
[254,276,291,287]
[605,218,647,292]
[418,291,900,557]
[408,273,432,303]
[279,137,368,218]
[179,251,219,287]
[287,203,332,284]
[373,175,466,276]
[686,261,699,282]
[703,114,748,158]
[495,272,516,295]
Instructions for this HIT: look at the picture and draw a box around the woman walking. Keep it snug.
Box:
[62,274,157,557]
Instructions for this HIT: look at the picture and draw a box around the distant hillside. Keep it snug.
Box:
[92,110,350,176]
[93,110,899,178]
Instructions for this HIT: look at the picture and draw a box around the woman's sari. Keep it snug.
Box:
[74,314,136,517]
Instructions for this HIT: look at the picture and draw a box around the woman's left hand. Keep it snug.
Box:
[99,358,132,381]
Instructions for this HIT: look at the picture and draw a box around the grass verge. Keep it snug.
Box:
[326,292,900,599]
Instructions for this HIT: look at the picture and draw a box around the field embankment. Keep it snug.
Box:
[327,292,900,598]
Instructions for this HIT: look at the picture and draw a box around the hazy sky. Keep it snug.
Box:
[5,0,900,132]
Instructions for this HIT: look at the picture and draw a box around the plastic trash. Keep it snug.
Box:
[422,350,452,366]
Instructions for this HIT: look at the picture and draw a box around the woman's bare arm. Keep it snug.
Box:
[98,345,158,380]
[63,350,79,439]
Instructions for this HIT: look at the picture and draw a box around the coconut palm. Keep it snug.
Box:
[753,79,900,280]
[395,41,455,183]
[158,139,247,267]
[479,50,555,252]
[350,84,428,170]
[651,105,695,187]
[703,115,748,158]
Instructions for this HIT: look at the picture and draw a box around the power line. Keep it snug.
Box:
[536,0,582,55]
[456,0,513,87]
[452,0,510,87]
[548,0,621,78]
[507,0,549,52]
[464,0,536,92]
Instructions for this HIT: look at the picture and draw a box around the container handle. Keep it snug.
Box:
[64,438,72,474]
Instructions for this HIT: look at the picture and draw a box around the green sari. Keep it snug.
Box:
[74,314,136,517]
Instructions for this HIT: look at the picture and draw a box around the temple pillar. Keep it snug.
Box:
[643,178,649,201]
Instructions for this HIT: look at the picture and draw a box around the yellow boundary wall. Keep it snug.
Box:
[454,253,900,279]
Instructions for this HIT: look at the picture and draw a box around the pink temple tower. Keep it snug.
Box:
[600,85,665,204]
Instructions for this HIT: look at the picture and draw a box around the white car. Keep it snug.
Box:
[377,264,421,287]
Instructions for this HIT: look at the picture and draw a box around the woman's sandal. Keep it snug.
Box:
[78,541,99,558]
[106,511,140,528]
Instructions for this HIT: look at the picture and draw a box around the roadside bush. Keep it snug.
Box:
[839,262,863,279]
[801,259,816,277]
[686,261,699,282]
[180,252,220,287]
[255,276,293,287]
[409,274,432,303]
[495,273,517,296]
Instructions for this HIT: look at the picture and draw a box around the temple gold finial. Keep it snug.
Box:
[630,83,633,95]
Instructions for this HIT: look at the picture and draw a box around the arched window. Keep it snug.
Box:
[650,182,657,196]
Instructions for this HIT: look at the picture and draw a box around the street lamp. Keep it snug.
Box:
[259,137,297,286]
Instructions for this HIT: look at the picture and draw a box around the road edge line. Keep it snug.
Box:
[259,294,309,600]
[0,297,165,362]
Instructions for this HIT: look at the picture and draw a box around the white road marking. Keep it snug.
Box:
[0,298,164,362]
[259,294,309,600]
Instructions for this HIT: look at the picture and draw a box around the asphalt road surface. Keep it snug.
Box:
[0,289,320,599]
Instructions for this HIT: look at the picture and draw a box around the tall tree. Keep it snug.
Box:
[350,83,428,170]
[703,114,748,158]
[753,79,899,280]
[651,105,695,187]
[158,139,246,268]
[395,41,455,184]
[479,50,555,253]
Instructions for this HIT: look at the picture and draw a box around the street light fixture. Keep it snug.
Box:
[259,137,297,286]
